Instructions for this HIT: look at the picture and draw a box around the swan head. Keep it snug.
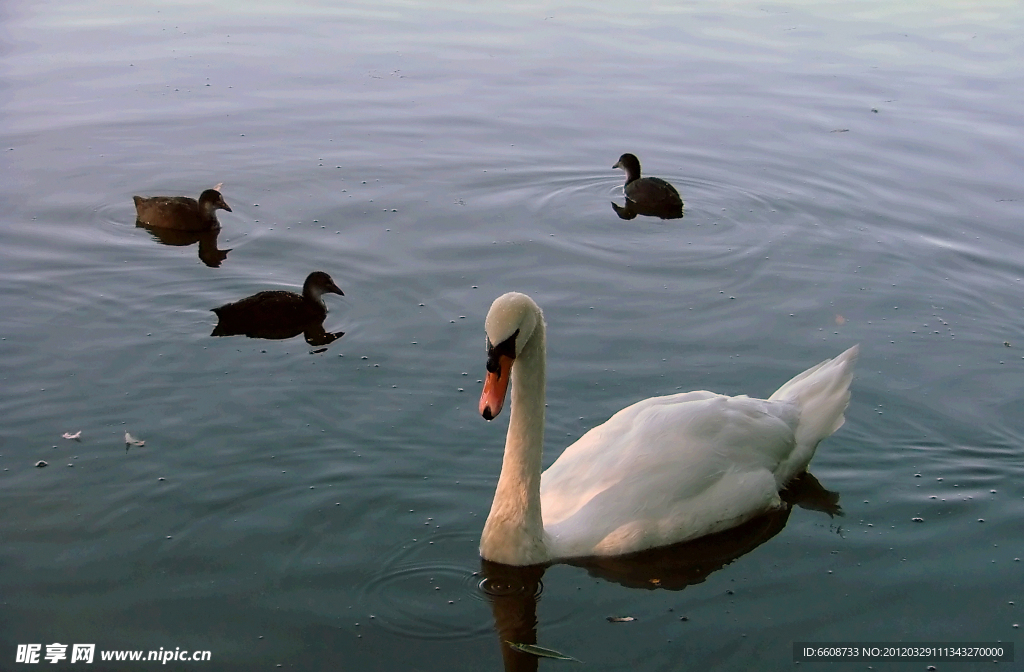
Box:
[479,292,543,421]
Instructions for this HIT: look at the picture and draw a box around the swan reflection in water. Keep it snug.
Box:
[211,271,345,348]
[136,222,233,268]
[478,472,840,671]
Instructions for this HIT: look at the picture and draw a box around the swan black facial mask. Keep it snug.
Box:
[480,329,518,420]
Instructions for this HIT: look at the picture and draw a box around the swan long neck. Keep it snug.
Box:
[481,319,548,565]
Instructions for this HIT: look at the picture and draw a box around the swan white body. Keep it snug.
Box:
[478,292,858,566]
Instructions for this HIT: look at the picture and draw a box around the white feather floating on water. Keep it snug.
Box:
[125,432,145,446]
[62,431,81,440]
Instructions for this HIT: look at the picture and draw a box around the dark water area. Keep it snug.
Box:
[2,1,1023,670]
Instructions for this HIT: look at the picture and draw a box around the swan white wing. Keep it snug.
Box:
[540,391,801,558]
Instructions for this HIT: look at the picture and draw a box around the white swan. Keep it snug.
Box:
[478,292,858,566]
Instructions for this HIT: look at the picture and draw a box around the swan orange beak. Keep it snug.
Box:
[480,354,513,421]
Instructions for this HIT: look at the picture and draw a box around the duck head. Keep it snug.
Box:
[302,271,345,301]
[198,189,232,215]
[612,153,642,184]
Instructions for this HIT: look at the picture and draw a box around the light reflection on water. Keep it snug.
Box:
[1,0,1023,669]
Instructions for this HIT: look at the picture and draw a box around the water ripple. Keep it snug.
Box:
[362,532,489,640]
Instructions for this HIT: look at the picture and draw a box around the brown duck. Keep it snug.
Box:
[211,271,344,343]
[612,153,683,220]
[133,185,232,231]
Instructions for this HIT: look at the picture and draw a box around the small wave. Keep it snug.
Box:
[362,531,489,640]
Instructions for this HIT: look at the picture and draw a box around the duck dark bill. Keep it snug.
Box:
[479,354,514,420]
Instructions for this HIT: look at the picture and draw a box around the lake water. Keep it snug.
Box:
[2,0,1023,670]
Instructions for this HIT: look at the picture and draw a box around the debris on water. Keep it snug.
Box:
[830,129,850,133]
[912,517,924,522]
[62,431,82,440]
[36,460,48,468]
[506,642,581,662]
[607,616,636,622]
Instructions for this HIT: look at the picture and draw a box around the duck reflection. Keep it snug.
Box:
[610,198,684,221]
[136,223,233,268]
[478,472,839,670]
[211,271,345,347]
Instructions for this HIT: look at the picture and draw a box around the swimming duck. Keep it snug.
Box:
[612,153,683,219]
[478,292,858,566]
[133,185,232,231]
[211,271,344,341]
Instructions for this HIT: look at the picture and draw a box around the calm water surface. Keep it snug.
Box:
[2,1,1023,670]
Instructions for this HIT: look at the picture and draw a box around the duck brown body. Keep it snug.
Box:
[133,188,232,231]
[211,271,344,342]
